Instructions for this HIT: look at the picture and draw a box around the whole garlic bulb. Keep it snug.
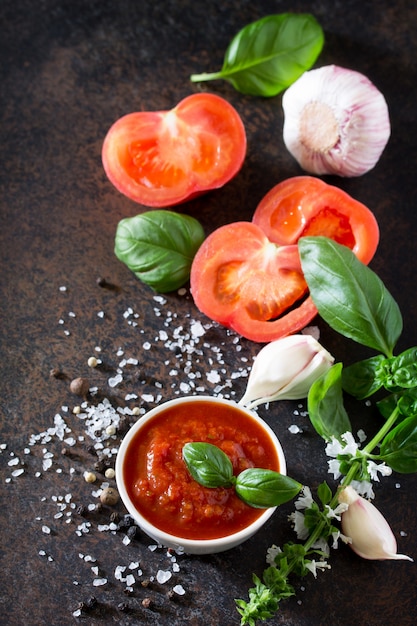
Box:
[282,65,391,177]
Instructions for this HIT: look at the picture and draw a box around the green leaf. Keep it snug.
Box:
[182,442,234,488]
[307,363,351,442]
[379,415,417,473]
[342,355,388,399]
[317,481,332,506]
[114,210,205,293]
[299,237,403,358]
[190,13,324,97]
[390,347,417,389]
[235,468,302,508]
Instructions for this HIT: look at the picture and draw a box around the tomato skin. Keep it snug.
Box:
[252,176,379,264]
[191,177,379,343]
[102,93,247,207]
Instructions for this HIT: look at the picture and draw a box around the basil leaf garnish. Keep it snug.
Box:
[307,363,351,442]
[114,210,205,293]
[299,237,403,358]
[190,13,324,97]
[379,414,417,473]
[182,442,234,488]
[235,469,302,508]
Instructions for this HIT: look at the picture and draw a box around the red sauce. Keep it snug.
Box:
[123,400,280,540]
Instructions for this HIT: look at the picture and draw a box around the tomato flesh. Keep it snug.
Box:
[191,177,379,343]
[102,93,247,207]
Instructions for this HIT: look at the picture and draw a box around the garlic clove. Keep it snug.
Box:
[282,65,391,177]
[338,485,413,561]
[239,334,334,409]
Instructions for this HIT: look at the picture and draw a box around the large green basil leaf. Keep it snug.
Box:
[299,237,403,358]
[235,468,302,508]
[379,414,417,473]
[190,13,324,97]
[307,363,351,442]
[342,355,388,399]
[182,442,234,488]
[114,210,205,293]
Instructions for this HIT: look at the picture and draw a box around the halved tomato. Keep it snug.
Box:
[190,177,379,343]
[252,176,379,264]
[102,93,247,207]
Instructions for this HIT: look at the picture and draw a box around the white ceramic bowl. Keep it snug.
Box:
[115,395,286,554]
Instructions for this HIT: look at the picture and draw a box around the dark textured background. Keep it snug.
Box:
[1,1,417,624]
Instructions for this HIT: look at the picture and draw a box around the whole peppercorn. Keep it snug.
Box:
[70,377,90,398]
[100,487,119,506]
[127,525,139,540]
[142,597,152,609]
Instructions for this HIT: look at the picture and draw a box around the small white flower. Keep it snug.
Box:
[288,511,309,540]
[350,479,375,500]
[311,536,330,555]
[340,432,360,456]
[305,560,331,578]
[367,460,392,481]
[325,437,343,458]
[325,502,348,521]
[294,485,314,510]
[266,544,282,566]
[327,459,342,480]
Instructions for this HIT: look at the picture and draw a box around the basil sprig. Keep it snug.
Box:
[182,442,302,508]
[190,13,324,97]
[114,210,205,293]
[299,236,403,358]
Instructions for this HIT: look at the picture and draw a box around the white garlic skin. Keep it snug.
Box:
[338,486,413,561]
[239,334,334,409]
[282,65,391,177]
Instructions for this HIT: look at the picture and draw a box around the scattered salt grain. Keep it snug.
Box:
[93,578,107,586]
[288,425,302,434]
[156,569,172,584]
[108,374,123,388]
[173,584,186,595]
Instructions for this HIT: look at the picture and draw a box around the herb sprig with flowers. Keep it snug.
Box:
[234,236,415,625]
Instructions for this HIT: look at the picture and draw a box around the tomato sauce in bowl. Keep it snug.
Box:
[116,396,286,554]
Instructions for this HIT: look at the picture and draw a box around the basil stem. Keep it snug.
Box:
[190,13,324,97]
[182,442,234,488]
[114,210,205,293]
[299,237,403,358]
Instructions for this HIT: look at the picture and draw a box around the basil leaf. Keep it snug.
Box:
[236,468,302,508]
[307,363,351,442]
[342,355,388,399]
[390,347,417,389]
[317,481,332,506]
[182,442,234,488]
[190,13,324,97]
[114,210,205,293]
[377,393,400,420]
[379,414,417,473]
[299,237,403,358]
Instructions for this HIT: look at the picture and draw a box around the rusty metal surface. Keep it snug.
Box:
[1,1,417,624]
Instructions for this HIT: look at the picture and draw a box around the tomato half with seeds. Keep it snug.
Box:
[190,177,379,343]
[102,93,247,207]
